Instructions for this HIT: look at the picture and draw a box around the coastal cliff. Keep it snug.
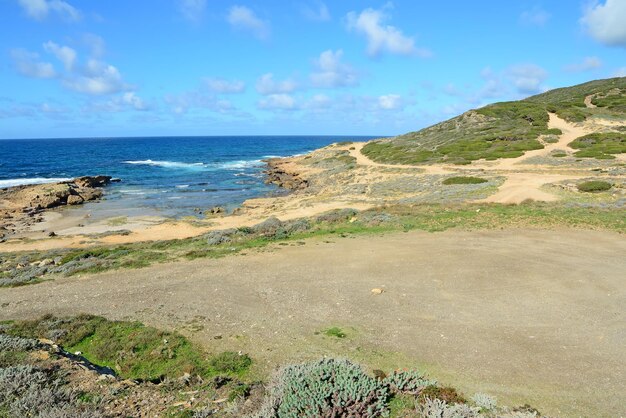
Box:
[0,176,116,240]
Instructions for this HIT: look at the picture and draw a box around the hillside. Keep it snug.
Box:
[363,77,626,165]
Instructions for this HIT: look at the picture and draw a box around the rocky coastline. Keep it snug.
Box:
[263,158,309,191]
[0,176,116,240]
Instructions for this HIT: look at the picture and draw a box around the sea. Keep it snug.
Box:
[0,136,376,219]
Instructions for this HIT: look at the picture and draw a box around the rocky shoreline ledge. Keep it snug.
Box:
[0,176,117,240]
[263,158,310,191]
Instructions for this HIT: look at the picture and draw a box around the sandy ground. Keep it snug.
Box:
[1,229,624,417]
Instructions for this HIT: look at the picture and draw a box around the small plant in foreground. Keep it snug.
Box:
[253,358,390,417]
[417,398,480,418]
[324,327,346,338]
[384,370,436,395]
[577,180,612,193]
[442,176,489,185]
[471,392,497,411]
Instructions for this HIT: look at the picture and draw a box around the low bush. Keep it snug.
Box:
[577,180,612,193]
[442,176,489,185]
[254,358,390,417]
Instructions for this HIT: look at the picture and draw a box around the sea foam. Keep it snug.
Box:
[0,177,72,188]
[123,160,206,169]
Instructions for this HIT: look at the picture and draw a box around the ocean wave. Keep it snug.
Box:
[175,184,190,189]
[124,160,206,169]
[214,159,264,170]
[0,177,72,188]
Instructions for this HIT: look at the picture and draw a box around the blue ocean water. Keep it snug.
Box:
[0,136,375,218]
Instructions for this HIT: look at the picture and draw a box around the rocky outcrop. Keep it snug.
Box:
[0,176,115,240]
[264,159,309,191]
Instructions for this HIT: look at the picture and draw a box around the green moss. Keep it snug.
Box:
[7,315,252,381]
[208,351,253,376]
[442,176,488,185]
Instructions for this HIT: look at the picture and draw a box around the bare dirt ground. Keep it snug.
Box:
[2,229,624,417]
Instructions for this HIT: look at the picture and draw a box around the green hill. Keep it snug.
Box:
[362,77,626,165]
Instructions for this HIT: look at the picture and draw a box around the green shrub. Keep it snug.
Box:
[384,370,436,395]
[570,132,625,159]
[577,181,612,193]
[442,177,488,185]
[552,152,567,158]
[255,358,390,417]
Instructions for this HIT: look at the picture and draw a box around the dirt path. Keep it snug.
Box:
[1,229,624,417]
[347,114,591,204]
[584,94,597,109]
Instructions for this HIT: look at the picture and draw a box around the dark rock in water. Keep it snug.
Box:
[111,178,122,183]
[208,206,226,215]
[73,175,112,188]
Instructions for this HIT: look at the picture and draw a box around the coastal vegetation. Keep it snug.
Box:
[1,202,624,287]
[442,176,489,185]
[577,180,613,193]
[570,132,626,159]
[0,316,542,417]
[363,77,626,165]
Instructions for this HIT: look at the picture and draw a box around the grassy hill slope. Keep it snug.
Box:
[363,77,625,165]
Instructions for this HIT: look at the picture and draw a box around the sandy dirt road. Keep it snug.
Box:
[1,229,624,417]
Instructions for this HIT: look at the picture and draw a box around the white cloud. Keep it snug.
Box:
[506,64,548,95]
[258,94,297,110]
[227,5,270,40]
[121,92,148,110]
[13,39,134,96]
[346,6,430,57]
[205,78,246,94]
[520,6,550,26]
[614,67,626,77]
[10,49,56,79]
[83,34,105,57]
[18,0,81,21]
[179,0,206,22]
[378,94,403,110]
[256,73,298,95]
[310,49,358,88]
[63,59,130,95]
[581,0,626,47]
[86,92,149,112]
[564,56,602,73]
[165,91,235,115]
[302,2,330,22]
[305,94,332,109]
[43,41,76,71]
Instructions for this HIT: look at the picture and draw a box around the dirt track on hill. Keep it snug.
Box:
[1,229,624,417]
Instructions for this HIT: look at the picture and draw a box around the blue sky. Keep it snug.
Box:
[0,0,625,139]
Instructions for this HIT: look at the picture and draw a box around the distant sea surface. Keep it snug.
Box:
[0,136,376,218]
